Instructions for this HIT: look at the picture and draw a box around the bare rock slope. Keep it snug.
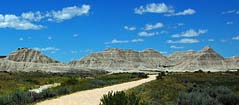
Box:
[0,48,86,72]
[170,46,238,71]
[70,48,171,70]
[5,48,59,63]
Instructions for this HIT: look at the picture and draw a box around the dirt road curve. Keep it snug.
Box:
[37,75,156,105]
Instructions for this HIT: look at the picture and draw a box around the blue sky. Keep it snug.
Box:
[0,0,239,62]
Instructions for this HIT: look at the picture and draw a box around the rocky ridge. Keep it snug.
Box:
[0,46,238,72]
[70,48,171,70]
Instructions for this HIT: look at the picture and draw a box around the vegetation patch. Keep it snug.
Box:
[101,71,239,105]
[0,71,147,105]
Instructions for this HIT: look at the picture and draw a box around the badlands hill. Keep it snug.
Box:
[0,48,88,72]
[170,46,228,71]
[72,46,239,71]
[5,48,59,63]
[0,46,238,72]
[70,48,171,70]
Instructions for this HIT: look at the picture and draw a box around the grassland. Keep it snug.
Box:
[100,71,239,105]
[127,71,239,105]
[0,71,147,105]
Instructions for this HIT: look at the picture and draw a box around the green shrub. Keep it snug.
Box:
[63,78,79,86]
[57,87,71,95]
[156,72,166,80]
[11,91,33,105]
[194,69,204,73]
[217,93,239,105]
[100,91,147,105]
[41,89,57,99]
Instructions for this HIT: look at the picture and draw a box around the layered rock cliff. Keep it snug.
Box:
[5,48,59,63]
[70,48,171,70]
[170,46,229,71]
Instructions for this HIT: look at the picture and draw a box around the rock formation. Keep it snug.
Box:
[0,48,88,72]
[168,50,197,65]
[170,46,228,71]
[5,48,59,63]
[0,46,238,72]
[70,48,171,70]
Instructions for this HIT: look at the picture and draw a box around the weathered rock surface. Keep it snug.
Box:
[70,48,171,70]
[169,46,233,71]
[0,48,96,72]
[5,48,59,63]
[0,46,238,72]
[168,50,197,65]
[224,56,239,70]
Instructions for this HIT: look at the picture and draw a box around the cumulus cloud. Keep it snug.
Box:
[170,45,184,49]
[172,29,208,38]
[232,36,239,40]
[48,5,90,22]
[34,47,60,52]
[134,3,196,16]
[134,3,174,15]
[165,8,196,16]
[144,22,164,30]
[0,14,43,30]
[167,38,199,44]
[124,26,136,31]
[138,31,159,37]
[0,5,90,30]
[21,11,44,21]
[131,38,144,43]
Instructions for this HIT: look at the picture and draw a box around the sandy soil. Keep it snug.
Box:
[37,75,156,105]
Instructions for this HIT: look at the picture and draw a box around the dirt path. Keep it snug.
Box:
[37,75,156,105]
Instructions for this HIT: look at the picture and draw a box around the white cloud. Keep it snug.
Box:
[208,39,215,42]
[19,37,24,41]
[21,11,44,21]
[166,8,196,16]
[105,38,144,44]
[73,34,79,37]
[0,14,43,30]
[167,38,199,44]
[232,36,239,40]
[170,45,184,49]
[226,21,233,25]
[172,29,207,38]
[135,3,196,16]
[220,39,227,43]
[124,26,136,31]
[134,3,174,15]
[144,22,164,30]
[34,47,60,52]
[131,38,144,43]
[0,5,90,30]
[138,31,159,37]
[104,39,129,44]
[222,10,239,14]
[177,23,185,26]
[48,5,90,22]
[48,36,53,40]
[160,51,168,54]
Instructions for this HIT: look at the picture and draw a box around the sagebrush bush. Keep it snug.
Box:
[217,93,239,105]
[100,91,148,105]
